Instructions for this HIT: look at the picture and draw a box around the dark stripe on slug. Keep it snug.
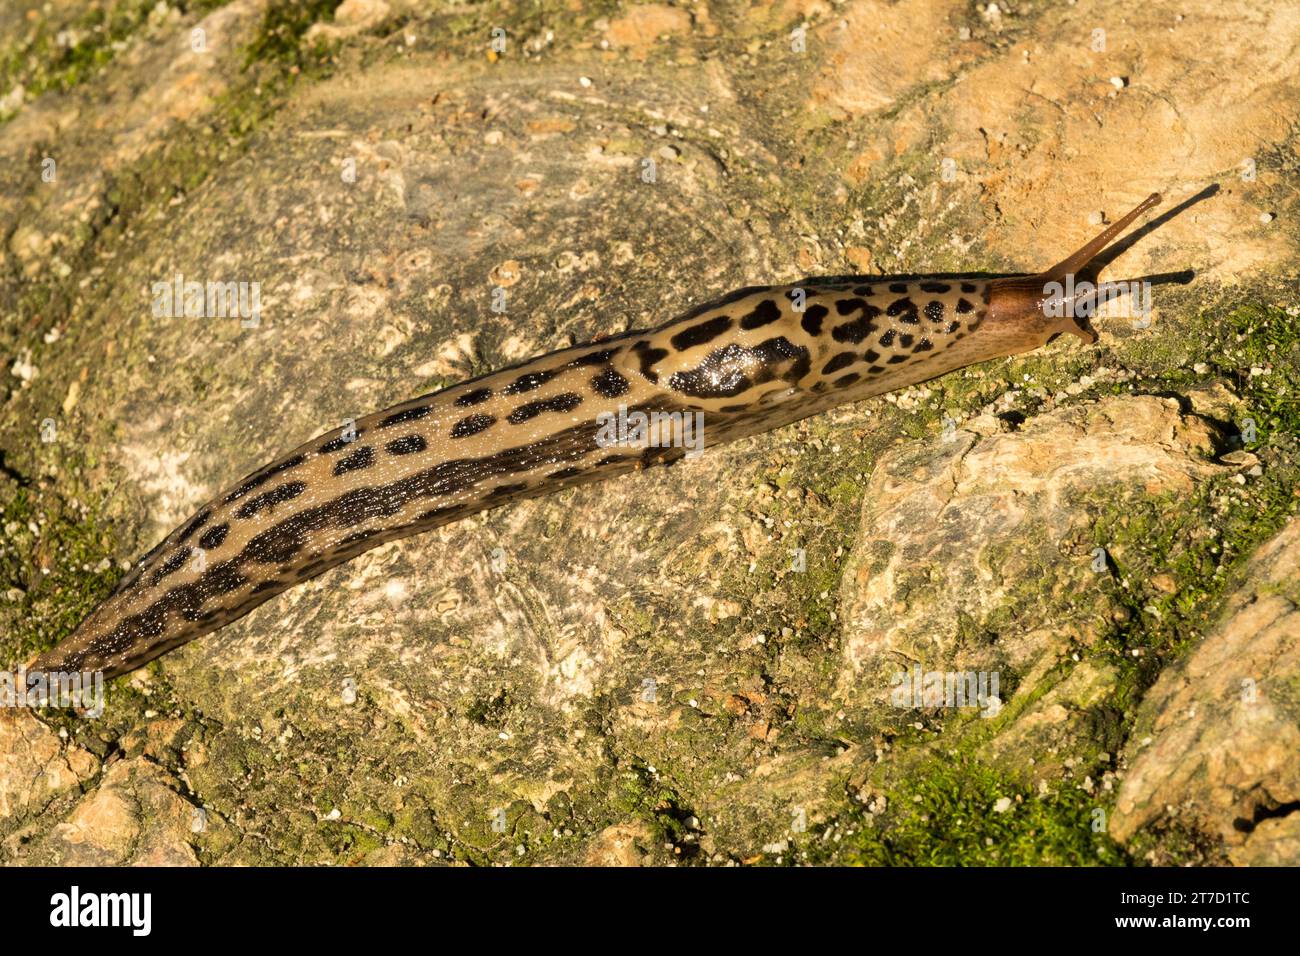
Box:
[239,418,614,566]
[889,283,908,293]
[549,466,583,480]
[198,523,229,551]
[822,352,857,375]
[570,349,617,367]
[739,299,782,330]
[386,434,428,455]
[800,304,829,336]
[503,369,557,395]
[379,406,432,428]
[913,339,935,352]
[235,481,308,519]
[507,393,583,424]
[670,315,732,351]
[591,368,630,398]
[631,341,669,383]
[919,282,950,293]
[451,414,496,438]
[225,455,307,503]
[486,482,529,499]
[833,372,861,388]
[176,510,211,544]
[333,446,375,476]
[319,433,362,454]
[455,387,493,407]
[831,303,881,345]
[150,547,192,587]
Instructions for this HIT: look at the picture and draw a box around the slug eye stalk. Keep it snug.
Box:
[987,193,1162,348]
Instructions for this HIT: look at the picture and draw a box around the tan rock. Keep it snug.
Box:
[840,395,1225,702]
[0,711,98,820]
[38,758,199,866]
[584,821,655,866]
[605,5,693,53]
[1111,518,1300,864]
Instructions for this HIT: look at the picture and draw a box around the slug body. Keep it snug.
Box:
[33,194,1161,679]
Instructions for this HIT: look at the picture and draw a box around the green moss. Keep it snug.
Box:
[809,756,1126,866]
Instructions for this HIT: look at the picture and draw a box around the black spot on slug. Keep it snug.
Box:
[235,481,308,519]
[225,455,307,503]
[956,298,975,314]
[739,298,782,330]
[333,446,375,476]
[822,352,857,375]
[318,433,363,454]
[833,372,861,388]
[671,315,733,351]
[800,304,829,336]
[176,510,211,544]
[486,482,529,499]
[631,340,669,383]
[920,282,950,293]
[570,349,617,367]
[452,414,496,438]
[455,387,493,407]
[150,547,192,587]
[198,523,229,551]
[386,434,428,455]
[924,300,946,324]
[379,406,432,428]
[503,369,557,395]
[507,393,583,424]
[591,368,630,397]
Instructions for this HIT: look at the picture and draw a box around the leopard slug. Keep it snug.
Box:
[31,193,1162,680]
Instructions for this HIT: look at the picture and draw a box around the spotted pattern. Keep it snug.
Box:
[37,277,1002,680]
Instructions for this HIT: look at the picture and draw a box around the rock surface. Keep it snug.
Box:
[1111,517,1300,865]
[0,0,1297,865]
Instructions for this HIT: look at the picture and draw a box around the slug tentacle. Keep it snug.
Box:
[986,193,1163,351]
[30,194,1165,681]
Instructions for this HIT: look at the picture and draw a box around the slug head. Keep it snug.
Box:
[985,193,1162,356]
